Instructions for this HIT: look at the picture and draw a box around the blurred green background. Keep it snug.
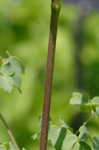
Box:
[0,0,99,149]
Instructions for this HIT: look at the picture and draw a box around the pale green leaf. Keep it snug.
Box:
[0,55,24,92]
[91,97,99,107]
[32,132,40,141]
[79,125,89,139]
[62,129,78,150]
[0,143,9,150]
[70,92,83,105]
[70,92,89,106]
[9,143,17,150]
[79,125,93,149]
[0,73,14,92]
[95,107,99,116]
[48,124,66,148]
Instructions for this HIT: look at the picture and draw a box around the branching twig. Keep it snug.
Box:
[0,113,20,150]
[40,1,61,150]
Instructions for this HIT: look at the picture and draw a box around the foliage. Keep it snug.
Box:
[0,53,24,93]
[0,142,26,150]
[0,53,25,150]
[33,92,99,150]
[0,0,99,149]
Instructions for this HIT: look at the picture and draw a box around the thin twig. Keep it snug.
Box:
[0,113,20,150]
[40,1,61,150]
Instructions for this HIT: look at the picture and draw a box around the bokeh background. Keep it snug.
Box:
[0,0,99,149]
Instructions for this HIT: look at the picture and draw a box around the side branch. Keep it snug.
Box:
[0,113,20,150]
[40,1,61,150]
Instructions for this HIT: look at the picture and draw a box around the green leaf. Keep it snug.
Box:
[89,97,99,113]
[48,125,61,146]
[70,92,83,105]
[79,141,92,150]
[93,136,99,150]
[55,127,67,150]
[62,129,78,150]
[91,97,99,107]
[73,143,80,150]
[0,143,9,150]
[79,125,89,139]
[0,73,14,92]
[70,92,89,105]
[95,107,99,116]
[0,142,17,150]
[9,143,17,150]
[32,122,68,150]
[0,55,24,93]
[79,125,93,149]
[32,132,40,141]
[48,124,66,149]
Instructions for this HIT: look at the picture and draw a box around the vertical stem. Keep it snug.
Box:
[40,1,61,150]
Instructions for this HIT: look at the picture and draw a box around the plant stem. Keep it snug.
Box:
[0,113,20,150]
[40,1,61,150]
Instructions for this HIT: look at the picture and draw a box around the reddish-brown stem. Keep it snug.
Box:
[40,1,61,150]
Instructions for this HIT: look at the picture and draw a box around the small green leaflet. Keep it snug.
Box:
[70,92,89,105]
[70,92,83,105]
[0,55,24,93]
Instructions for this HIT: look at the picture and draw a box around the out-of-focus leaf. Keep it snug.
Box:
[95,107,99,116]
[32,132,40,141]
[70,93,99,113]
[70,92,83,105]
[71,142,80,150]
[9,143,17,150]
[93,136,99,150]
[79,141,92,150]
[0,142,16,150]
[0,73,14,93]
[70,92,89,105]
[48,125,60,146]
[62,129,78,150]
[0,142,25,150]
[0,143,9,150]
[0,55,24,92]
[79,125,93,149]
[91,97,99,107]
[79,125,89,138]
